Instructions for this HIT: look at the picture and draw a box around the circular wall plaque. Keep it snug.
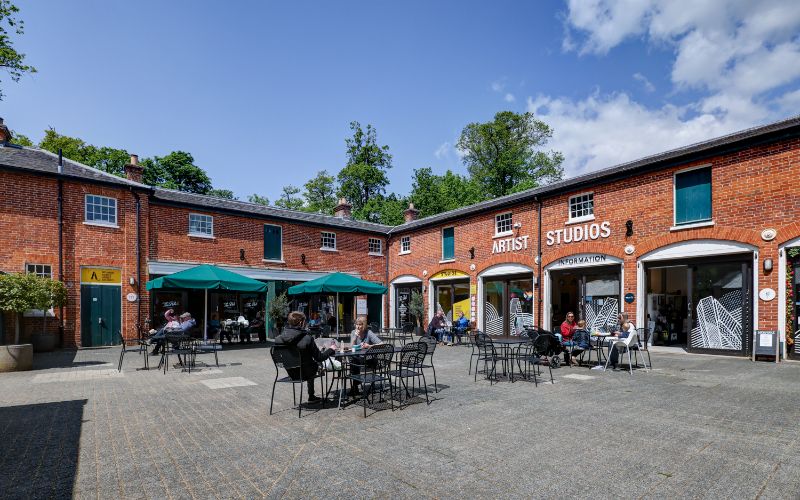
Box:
[469,264,476,271]
[126,293,138,302]
[422,270,428,277]
[624,244,635,255]
[761,228,777,241]
[759,288,776,301]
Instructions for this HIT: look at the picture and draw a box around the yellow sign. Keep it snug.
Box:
[469,284,477,295]
[453,298,471,319]
[81,267,121,285]
[430,269,468,280]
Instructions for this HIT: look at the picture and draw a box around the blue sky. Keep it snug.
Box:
[3,1,800,202]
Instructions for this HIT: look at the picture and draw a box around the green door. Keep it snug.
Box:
[81,285,121,346]
[367,294,382,329]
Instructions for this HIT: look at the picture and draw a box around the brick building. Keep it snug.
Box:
[2,116,800,358]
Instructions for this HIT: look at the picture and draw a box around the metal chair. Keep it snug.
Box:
[269,345,325,418]
[399,322,415,344]
[348,344,394,418]
[474,333,509,385]
[604,330,639,374]
[630,327,652,370]
[467,330,483,375]
[419,335,439,392]
[161,334,195,374]
[387,342,430,409]
[117,329,150,372]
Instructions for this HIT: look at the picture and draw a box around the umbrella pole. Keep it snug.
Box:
[204,289,208,342]
[336,292,339,337]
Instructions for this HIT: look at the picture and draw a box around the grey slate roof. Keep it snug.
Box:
[390,113,800,233]
[152,188,392,233]
[0,143,149,189]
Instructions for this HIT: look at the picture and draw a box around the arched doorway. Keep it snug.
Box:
[477,263,534,336]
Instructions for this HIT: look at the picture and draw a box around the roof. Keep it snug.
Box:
[152,188,392,234]
[391,114,800,233]
[0,143,149,189]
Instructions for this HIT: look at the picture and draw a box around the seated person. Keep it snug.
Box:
[569,320,592,365]
[607,312,636,369]
[349,316,383,396]
[558,312,577,343]
[307,312,321,327]
[249,310,266,343]
[451,311,470,345]
[237,314,251,343]
[427,311,448,344]
[273,311,337,402]
[151,309,181,355]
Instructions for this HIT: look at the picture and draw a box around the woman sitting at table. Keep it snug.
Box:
[569,320,592,365]
[349,316,383,396]
[273,311,337,402]
[607,312,636,369]
[559,312,577,343]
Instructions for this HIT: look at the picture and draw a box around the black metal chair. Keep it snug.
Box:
[161,334,195,374]
[399,322,415,344]
[387,342,430,409]
[419,335,439,392]
[117,329,150,372]
[474,333,509,385]
[467,330,483,375]
[269,345,325,418]
[348,344,394,418]
[513,332,554,386]
[631,327,652,370]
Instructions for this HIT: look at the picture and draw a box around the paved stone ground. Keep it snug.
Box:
[1,342,799,499]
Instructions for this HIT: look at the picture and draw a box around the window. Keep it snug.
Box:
[188,213,213,237]
[264,224,283,261]
[400,236,411,254]
[674,167,712,225]
[26,264,52,278]
[569,193,594,221]
[495,212,513,235]
[368,238,382,255]
[442,227,455,260]
[321,231,337,251]
[85,195,117,225]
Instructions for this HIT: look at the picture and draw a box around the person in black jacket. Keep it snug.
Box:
[273,311,337,402]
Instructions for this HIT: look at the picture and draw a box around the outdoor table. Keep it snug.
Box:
[585,333,617,366]
[485,336,528,382]
[328,345,404,409]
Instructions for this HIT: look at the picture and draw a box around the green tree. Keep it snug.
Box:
[0,273,65,344]
[409,167,482,217]
[360,193,407,225]
[303,170,337,214]
[337,121,392,216]
[457,111,563,198]
[247,193,270,206]
[140,151,212,194]
[9,131,31,146]
[207,188,237,200]
[275,185,304,211]
[38,129,129,177]
[0,1,36,100]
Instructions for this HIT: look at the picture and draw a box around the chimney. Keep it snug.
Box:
[333,198,352,218]
[403,202,419,223]
[124,153,144,183]
[0,118,11,143]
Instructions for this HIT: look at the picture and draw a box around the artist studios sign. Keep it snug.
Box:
[546,221,611,246]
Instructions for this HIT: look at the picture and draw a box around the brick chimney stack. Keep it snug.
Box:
[333,198,352,218]
[403,202,419,223]
[124,154,144,183]
[0,118,11,143]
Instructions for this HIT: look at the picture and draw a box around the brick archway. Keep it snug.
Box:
[474,255,534,276]
[636,225,761,257]
[776,222,800,247]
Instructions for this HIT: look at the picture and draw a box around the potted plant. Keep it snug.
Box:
[267,292,289,339]
[0,273,66,371]
[408,289,425,337]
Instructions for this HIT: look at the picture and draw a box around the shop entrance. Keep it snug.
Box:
[80,285,121,347]
[549,264,621,332]
[433,279,470,324]
[483,275,533,336]
[395,284,422,328]
[794,258,800,357]
[645,255,752,354]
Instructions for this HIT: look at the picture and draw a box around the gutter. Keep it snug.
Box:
[536,197,543,330]
[133,191,142,339]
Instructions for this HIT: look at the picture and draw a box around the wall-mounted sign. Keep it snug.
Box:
[557,254,609,268]
[126,293,138,302]
[624,245,635,255]
[546,221,611,246]
[429,269,468,280]
[759,288,776,301]
[492,235,530,254]
[80,267,121,285]
[356,297,368,314]
[624,292,635,303]
[761,228,777,241]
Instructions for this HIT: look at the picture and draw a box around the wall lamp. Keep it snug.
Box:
[625,220,634,237]
[763,258,773,272]
[239,249,245,261]
[129,277,136,286]
[469,247,475,259]
[301,253,306,265]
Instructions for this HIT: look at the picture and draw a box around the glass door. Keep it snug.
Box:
[434,280,470,323]
[396,285,422,328]
[484,276,533,336]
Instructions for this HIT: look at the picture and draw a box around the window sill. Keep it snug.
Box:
[83,221,119,229]
[188,233,215,239]
[398,251,411,256]
[262,259,285,264]
[670,220,715,232]
[368,252,384,257]
[439,259,455,264]
[493,231,514,239]
[566,215,595,225]
[320,247,338,252]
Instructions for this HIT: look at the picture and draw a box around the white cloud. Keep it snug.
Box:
[533,0,800,178]
[491,80,505,92]
[504,93,516,103]
[632,72,655,92]
[434,141,452,160]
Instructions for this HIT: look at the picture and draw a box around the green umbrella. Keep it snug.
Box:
[146,264,268,340]
[288,272,387,335]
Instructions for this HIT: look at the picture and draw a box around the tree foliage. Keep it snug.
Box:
[247,193,270,206]
[303,170,337,214]
[337,121,392,214]
[0,273,66,344]
[409,167,483,218]
[0,0,35,100]
[9,130,31,146]
[39,129,130,177]
[274,185,304,211]
[457,111,563,198]
[360,193,407,225]
[207,188,237,200]
[140,151,212,194]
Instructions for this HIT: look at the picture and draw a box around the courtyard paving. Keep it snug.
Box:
[1,342,799,499]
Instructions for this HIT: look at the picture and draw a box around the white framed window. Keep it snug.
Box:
[495,212,513,236]
[321,231,337,251]
[85,194,117,226]
[26,264,52,278]
[188,213,214,237]
[368,238,382,255]
[400,236,411,254]
[568,192,594,222]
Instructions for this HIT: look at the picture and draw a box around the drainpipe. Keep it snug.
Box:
[536,197,543,330]
[384,234,391,328]
[133,191,142,339]
[57,150,65,347]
